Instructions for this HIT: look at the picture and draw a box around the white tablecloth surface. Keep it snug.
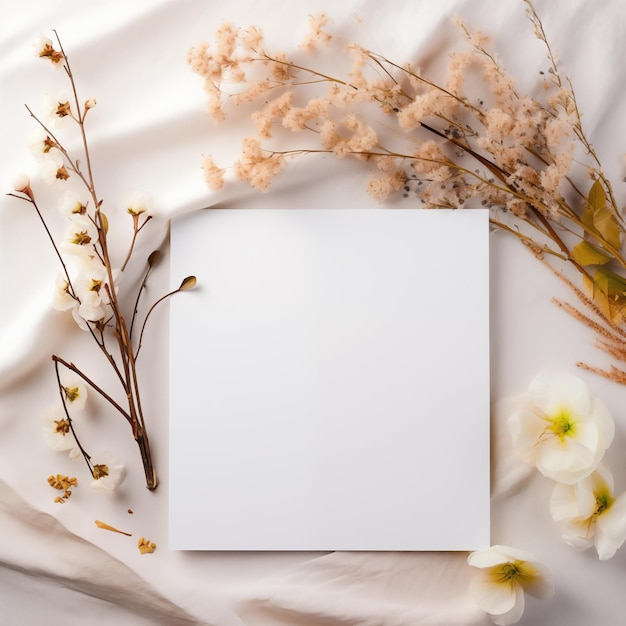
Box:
[1,1,626,624]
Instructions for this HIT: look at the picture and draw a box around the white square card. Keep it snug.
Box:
[169,209,490,551]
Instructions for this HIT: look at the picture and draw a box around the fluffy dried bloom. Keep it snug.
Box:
[300,13,331,51]
[367,170,406,201]
[90,454,125,492]
[550,464,626,560]
[468,545,554,625]
[508,371,614,484]
[201,154,225,190]
[234,136,286,191]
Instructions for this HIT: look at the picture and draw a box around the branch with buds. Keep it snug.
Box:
[10,32,195,491]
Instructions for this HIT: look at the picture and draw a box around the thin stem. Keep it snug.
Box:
[52,355,132,424]
[53,357,93,475]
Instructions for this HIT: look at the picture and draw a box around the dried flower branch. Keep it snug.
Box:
[10,32,196,490]
[189,2,626,383]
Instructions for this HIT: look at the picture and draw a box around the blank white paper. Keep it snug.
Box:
[169,209,490,551]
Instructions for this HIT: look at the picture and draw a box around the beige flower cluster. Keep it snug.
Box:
[188,2,626,385]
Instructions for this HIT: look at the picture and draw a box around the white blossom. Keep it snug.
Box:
[123,189,151,216]
[28,127,58,159]
[40,151,70,184]
[59,190,89,217]
[33,34,64,65]
[60,375,88,412]
[12,172,31,193]
[508,371,614,484]
[61,214,98,257]
[550,464,626,560]
[468,545,554,625]
[90,454,125,492]
[52,273,75,311]
[42,405,76,452]
[42,91,73,128]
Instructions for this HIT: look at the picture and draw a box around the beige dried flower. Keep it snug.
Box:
[137,537,157,554]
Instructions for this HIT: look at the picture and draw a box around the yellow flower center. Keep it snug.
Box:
[63,386,80,403]
[548,410,575,441]
[90,279,103,293]
[54,419,70,435]
[93,464,109,480]
[594,489,615,517]
[71,230,91,246]
[488,560,539,588]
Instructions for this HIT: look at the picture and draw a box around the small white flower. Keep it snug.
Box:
[28,127,58,159]
[40,152,70,184]
[550,464,626,560]
[90,454,125,492]
[60,375,88,412]
[33,34,64,65]
[61,214,98,256]
[508,371,614,484]
[123,189,151,216]
[70,257,118,326]
[52,273,76,311]
[468,545,554,625]
[42,405,75,452]
[42,91,74,128]
[12,172,31,193]
[59,190,89,217]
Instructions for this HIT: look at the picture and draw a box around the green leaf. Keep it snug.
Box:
[591,267,626,322]
[586,180,620,250]
[571,241,612,266]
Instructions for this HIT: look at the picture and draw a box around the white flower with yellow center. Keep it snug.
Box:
[61,214,98,257]
[42,406,76,452]
[60,375,88,412]
[550,464,626,560]
[508,371,614,484]
[468,545,554,625]
[52,273,76,311]
[90,454,125,493]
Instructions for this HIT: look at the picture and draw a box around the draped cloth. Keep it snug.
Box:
[1,1,625,623]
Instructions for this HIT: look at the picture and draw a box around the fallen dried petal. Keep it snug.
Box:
[137,537,157,554]
[95,519,132,536]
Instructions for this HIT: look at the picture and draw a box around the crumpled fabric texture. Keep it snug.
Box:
[1,0,626,624]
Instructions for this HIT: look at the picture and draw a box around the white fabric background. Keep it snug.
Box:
[1,0,626,624]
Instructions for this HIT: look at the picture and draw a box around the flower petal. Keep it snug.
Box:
[550,482,579,522]
[522,560,555,600]
[508,408,544,459]
[589,397,615,450]
[595,493,626,560]
[470,576,517,615]
[491,584,525,625]
[535,438,595,483]
[528,371,590,417]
